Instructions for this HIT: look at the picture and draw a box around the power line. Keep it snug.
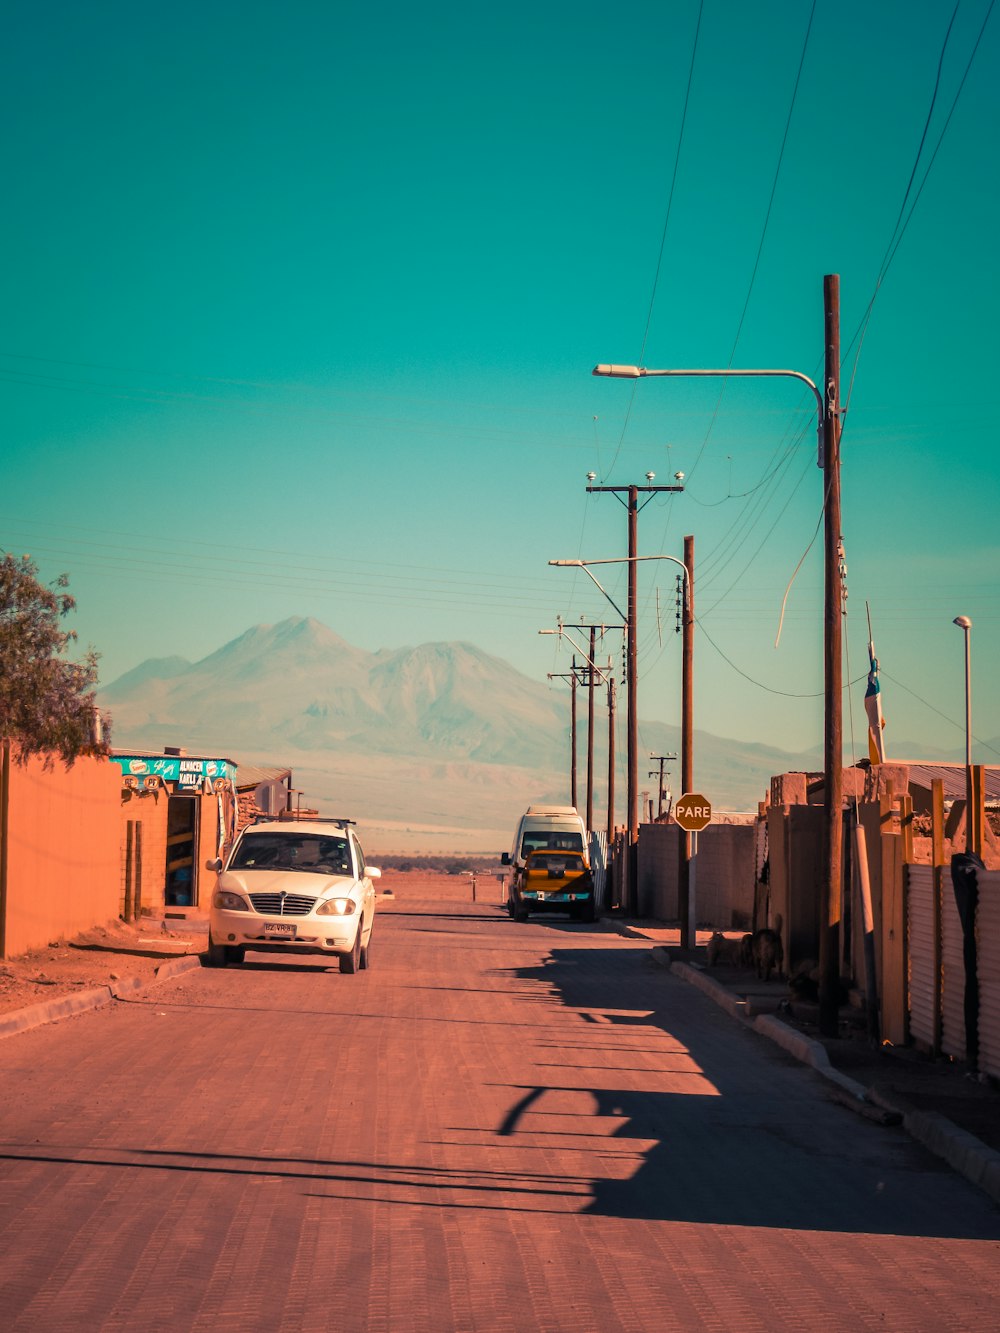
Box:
[602,0,704,480]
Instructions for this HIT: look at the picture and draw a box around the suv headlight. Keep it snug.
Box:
[213,890,249,911]
[316,897,357,916]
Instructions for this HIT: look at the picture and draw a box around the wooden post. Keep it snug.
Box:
[931,778,945,1054]
[969,765,985,858]
[879,782,907,1045]
[134,821,143,921]
[124,821,134,921]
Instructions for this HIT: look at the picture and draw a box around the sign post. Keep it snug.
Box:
[673,793,712,952]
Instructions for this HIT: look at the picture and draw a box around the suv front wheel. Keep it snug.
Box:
[339,927,362,974]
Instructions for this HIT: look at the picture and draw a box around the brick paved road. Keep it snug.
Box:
[1,900,998,1331]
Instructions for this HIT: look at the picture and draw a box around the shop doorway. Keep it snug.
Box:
[165,795,199,906]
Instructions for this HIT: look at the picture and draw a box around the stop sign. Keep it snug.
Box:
[673,792,712,832]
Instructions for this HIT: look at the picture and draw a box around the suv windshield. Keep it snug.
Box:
[229,832,352,875]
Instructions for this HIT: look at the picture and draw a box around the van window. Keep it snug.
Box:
[521,830,584,856]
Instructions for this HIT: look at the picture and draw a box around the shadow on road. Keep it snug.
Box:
[490,944,1000,1239]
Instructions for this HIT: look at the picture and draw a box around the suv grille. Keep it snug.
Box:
[248,892,318,917]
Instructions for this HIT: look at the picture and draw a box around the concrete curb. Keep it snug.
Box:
[0,952,204,1041]
[670,959,748,1019]
[656,944,1000,1206]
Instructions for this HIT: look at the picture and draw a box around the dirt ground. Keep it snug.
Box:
[0,919,207,1016]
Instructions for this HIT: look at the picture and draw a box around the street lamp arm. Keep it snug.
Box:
[592,364,825,465]
[549,555,690,619]
[539,627,613,679]
[548,560,627,623]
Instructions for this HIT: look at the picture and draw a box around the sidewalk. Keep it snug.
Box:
[616,917,1000,1207]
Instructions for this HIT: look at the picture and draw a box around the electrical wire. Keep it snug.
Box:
[684,0,817,487]
[601,0,704,481]
[842,0,995,413]
[880,669,1000,759]
[696,614,868,699]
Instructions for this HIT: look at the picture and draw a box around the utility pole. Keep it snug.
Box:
[541,621,620,831]
[820,274,844,1037]
[587,625,596,830]
[606,672,616,847]
[679,534,695,950]
[548,664,579,809]
[648,753,676,817]
[588,477,684,914]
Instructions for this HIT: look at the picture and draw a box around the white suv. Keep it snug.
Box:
[207,818,380,974]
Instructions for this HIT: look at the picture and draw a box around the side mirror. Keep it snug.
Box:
[501,852,511,866]
[367,866,382,880]
[205,858,223,873]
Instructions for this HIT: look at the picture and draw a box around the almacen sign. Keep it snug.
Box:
[672,793,712,832]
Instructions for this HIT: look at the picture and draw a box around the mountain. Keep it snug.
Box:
[101,617,568,767]
[98,616,826,849]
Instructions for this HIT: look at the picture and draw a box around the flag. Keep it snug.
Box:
[865,640,886,764]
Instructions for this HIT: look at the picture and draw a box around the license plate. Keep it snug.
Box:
[263,922,296,938]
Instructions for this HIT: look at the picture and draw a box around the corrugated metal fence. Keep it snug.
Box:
[979,870,1000,1079]
[906,863,999,1076]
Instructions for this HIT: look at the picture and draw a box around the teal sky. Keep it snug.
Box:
[3,0,998,764]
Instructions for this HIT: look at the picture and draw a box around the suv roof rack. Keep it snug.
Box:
[253,811,356,827]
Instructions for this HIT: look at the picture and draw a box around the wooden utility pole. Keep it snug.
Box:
[820,274,844,1037]
[648,753,676,817]
[607,673,616,846]
[547,666,579,811]
[540,621,619,831]
[586,625,596,831]
[627,489,638,907]
[588,479,683,913]
[679,534,695,950]
[570,658,578,811]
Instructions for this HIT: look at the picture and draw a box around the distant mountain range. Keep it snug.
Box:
[98,616,977,852]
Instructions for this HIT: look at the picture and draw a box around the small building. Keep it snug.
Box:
[110,748,238,916]
[233,763,293,828]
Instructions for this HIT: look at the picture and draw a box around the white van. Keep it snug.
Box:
[504,805,589,872]
[501,806,593,921]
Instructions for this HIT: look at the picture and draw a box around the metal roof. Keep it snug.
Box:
[233,764,293,791]
[887,762,1000,803]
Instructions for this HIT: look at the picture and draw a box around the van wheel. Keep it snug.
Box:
[360,931,372,970]
[514,906,528,923]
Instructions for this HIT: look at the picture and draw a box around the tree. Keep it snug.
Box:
[0,553,111,765]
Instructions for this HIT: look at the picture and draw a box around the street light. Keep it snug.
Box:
[593,275,844,1030]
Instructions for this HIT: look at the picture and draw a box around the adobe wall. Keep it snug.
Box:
[2,752,121,958]
[637,821,755,928]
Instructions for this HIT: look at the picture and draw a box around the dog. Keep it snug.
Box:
[751,914,784,981]
[706,931,753,968]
